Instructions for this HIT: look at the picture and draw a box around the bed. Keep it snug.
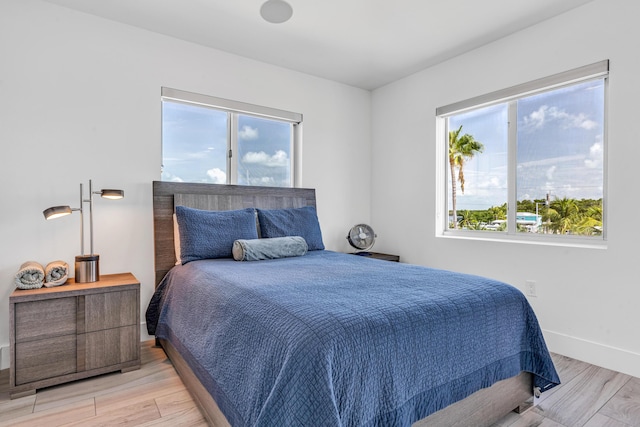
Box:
[147,181,559,427]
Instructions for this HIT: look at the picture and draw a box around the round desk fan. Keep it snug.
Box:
[347,224,377,253]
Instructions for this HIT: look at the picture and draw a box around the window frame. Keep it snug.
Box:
[435,61,609,248]
[161,87,303,187]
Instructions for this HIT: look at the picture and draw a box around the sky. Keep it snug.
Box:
[448,79,604,211]
[161,101,292,187]
[161,79,603,206]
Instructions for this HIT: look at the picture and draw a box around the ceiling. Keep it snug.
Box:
[44,0,595,90]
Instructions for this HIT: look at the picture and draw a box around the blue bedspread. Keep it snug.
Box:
[146,250,559,427]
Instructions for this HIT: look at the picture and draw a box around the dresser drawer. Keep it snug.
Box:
[80,289,138,333]
[15,335,77,385]
[79,325,139,371]
[14,297,77,343]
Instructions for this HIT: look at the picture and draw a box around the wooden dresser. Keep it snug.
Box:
[9,272,141,399]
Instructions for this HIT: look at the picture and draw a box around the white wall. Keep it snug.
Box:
[371,0,640,378]
[4,0,637,382]
[0,0,371,369]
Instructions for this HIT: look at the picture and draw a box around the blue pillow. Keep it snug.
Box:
[257,206,325,251]
[232,236,308,261]
[175,206,258,264]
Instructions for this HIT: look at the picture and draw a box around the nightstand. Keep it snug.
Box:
[351,252,400,262]
[9,272,141,399]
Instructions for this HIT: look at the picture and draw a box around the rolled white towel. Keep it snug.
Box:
[44,260,69,287]
[14,261,45,289]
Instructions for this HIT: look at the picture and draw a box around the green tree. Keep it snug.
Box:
[548,197,579,234]
[488,204,507,221]
[573,216,602,235]
[464,198,602,235]
[585,204,603,222]
[573,204,602,235]
[449,125,484,229]
[458,210,477,229]
[518,199,535,213]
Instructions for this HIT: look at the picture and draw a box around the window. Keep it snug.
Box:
[161,87,302,187]
[436,61,607,244]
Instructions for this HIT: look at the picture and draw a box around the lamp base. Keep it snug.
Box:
[75,255,99,283]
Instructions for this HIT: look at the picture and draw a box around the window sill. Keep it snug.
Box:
[438,230,607,250]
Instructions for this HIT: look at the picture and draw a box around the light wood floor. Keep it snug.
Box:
[0,340,638,426]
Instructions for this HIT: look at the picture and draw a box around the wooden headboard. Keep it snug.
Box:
[152,181,317,286]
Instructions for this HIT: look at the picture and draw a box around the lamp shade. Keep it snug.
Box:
[43,205,72,220]
[100,189,124,199]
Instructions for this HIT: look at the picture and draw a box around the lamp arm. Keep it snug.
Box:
[89,179,95,255]
[44,179,122,272]
[79,183,85,256]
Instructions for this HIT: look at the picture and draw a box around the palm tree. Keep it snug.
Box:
[585,204,603,222]
[548,197,579,234]
[488,204,507,221]
[458,210,474,229]
[449,125,484,229]
[573,216,602,235]
[573,205,602,235]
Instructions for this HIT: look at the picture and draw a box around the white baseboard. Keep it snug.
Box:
[544,329,640,378]
[0,344,8,371]
[140,322,152,342]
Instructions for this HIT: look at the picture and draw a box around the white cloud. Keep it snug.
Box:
[523,105,598,131]
[160,170,184,182]
[518,154,583,168]
[584,142,603,168]
[239,125,259,141]
[475,176,502,190]
[524,106,547,129]
[242,150,289,167]
[574,116,597,130]
[546,165,556,180]
[456,170,505,200]
[207,168,226,183]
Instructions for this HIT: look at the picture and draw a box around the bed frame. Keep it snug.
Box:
[152,180,533,426]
